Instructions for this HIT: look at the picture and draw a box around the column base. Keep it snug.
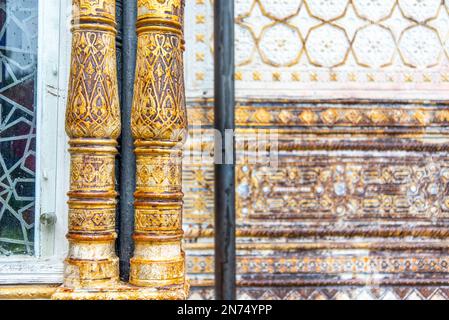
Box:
[51,282,189,300]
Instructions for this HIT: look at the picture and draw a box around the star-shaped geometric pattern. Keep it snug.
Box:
[0,0,38,256]
[187,0,449,100]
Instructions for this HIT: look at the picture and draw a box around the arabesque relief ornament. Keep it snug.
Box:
[53,0,121,299]
[54,0,188,300]
[130,0,189,298]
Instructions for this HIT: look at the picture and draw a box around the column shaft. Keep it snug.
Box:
[130,0,188,293]
[60,0,121,290]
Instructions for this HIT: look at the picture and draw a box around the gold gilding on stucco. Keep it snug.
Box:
[52,0,121,299]
[129,0,188,298]
[51,0,189,300]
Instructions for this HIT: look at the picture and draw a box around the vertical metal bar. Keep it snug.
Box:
[115,0,123,267]
[118,0,137,281]
[214,0,236,300]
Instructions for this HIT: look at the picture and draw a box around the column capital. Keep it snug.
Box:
[73,0,117,27]
[137,0,184,31]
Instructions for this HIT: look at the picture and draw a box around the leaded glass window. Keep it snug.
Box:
[0,0,38,256]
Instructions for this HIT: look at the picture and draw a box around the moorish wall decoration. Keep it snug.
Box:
[0,0,39,256]
[54,0,189,300]
[130,0,189,299]
[183,0,449,300]
[53,0,122,299]
[186,0,449,100]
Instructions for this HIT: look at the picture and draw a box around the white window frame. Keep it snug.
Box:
[0,0,71,284]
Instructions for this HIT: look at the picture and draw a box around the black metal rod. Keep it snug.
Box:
[214,0,236,300]
[118,0,137,281]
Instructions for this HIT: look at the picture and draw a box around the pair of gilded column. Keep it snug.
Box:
[53,0,188,300]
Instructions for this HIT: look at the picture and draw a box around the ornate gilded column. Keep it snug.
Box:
[129,0,189,299]
[53,0,121,299]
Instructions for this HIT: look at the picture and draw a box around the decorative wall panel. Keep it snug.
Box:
[0,0,38,256]
[183,101,449,300]
[186,0,449,100]
[183,1,449,300]
[189,287,449,300]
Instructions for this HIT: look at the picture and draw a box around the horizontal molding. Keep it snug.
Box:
[0,260,64,285]
[245,140,449,152]
[187,98,449,106]
[0,285,58,299]
[185,242,449,251]
[188,279,449,288]
[187,102,449,130]
[187,254,449,276]
[185,227,449,239]
[237,278,449,288]
[185,129,449,152]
